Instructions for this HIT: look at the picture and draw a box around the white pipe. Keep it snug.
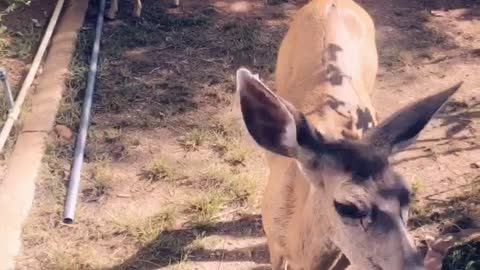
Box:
[0,0,65,153]
[0,68,14,110]
[63,0,106,224]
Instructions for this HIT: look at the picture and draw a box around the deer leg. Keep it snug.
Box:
[268,246,285,270]
[106,0,118,19]
[133,0,142,17]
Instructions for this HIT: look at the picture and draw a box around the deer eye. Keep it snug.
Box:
[309,158,320,169]
[334,200,369,219]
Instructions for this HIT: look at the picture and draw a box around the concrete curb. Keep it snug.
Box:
[0,0,89,268]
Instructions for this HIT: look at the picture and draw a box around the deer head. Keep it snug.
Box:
[236,68,461,270]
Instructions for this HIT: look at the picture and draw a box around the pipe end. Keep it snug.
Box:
[63,217,74,224]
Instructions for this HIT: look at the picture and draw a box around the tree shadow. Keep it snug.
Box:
[409,176,480,233]
[390,97,479,165]
[437,99,480,138]
[102,214,270,270]
[358,0,480,71]
[420,0,480,13]
[391,145,480,165]
[81,0,295,134]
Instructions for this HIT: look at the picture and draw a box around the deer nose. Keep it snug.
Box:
[405,251,425,270]
[407,266,425,270]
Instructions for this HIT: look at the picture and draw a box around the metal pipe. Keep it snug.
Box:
[0,68,14,110]
[0,0,65,152]
[63,0,106,224]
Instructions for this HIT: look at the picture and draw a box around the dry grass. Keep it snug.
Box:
[178,128,209,151]
[409,177,480,233]
[181,165,259,228]
[113,208,177,244]
[186,191,227,228]
[0,18,43,128]
[56,30,92,128]
[82,162,114,200]
[200,165,258,205]
[141,158,179,182]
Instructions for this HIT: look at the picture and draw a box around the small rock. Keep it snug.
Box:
[430,10,448,17]
[170,0,180,7]
[31,18,41,27]
[54,125,73,140]
[470,162,480,169]
[471,48,480,57]
[429,236,456,253]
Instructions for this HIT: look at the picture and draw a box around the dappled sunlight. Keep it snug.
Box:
[214,0,254,13]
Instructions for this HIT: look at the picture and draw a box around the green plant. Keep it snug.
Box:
[142,158,175,182]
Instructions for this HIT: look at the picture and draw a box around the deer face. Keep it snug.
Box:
[299,144,421,270]
[236,68,461,270]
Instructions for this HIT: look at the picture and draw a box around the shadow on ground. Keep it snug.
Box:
[409,175,480,233]
[103,214,269,270]
[358,0,480,70]
[83,0,291,132]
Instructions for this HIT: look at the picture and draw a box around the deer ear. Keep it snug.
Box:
[236,68,302,157]
[365,82,462,155]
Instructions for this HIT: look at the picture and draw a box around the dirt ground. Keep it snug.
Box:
[1,0,479,269]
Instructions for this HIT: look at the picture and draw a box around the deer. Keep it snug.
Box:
[235,0,462,269]
[106,0,180,20]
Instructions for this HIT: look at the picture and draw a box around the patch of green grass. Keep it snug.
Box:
[409,178,480,230]
[103,128,122,143]
[49,252,84,270]
[186,232,207,251]
[411,177,423,197]
[224,174,258,206]
[42,139,73,204]
[442,240,480,270]
[0,22,40,60]
[382,46,412,68]
[5,24,40,59]
[210,134,250,165]
[137,211,176,244]
[221,18,281,72]
[186,191,226,228]
[209,134,229,154]
[1,0,31,15]
[85,162,114,198]
[178,128,209,151]
[47,248,100,270]
[0,22,43,123]
[197,165,258,210]
[110,212,185,266]
[200,165,235,187]
[224,142,249,166]
[142,158,176,182]
[57,29,92,128]
[112,208,177,244]
[0,25,9,54]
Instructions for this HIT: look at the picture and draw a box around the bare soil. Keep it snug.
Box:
[3,0,479,269]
